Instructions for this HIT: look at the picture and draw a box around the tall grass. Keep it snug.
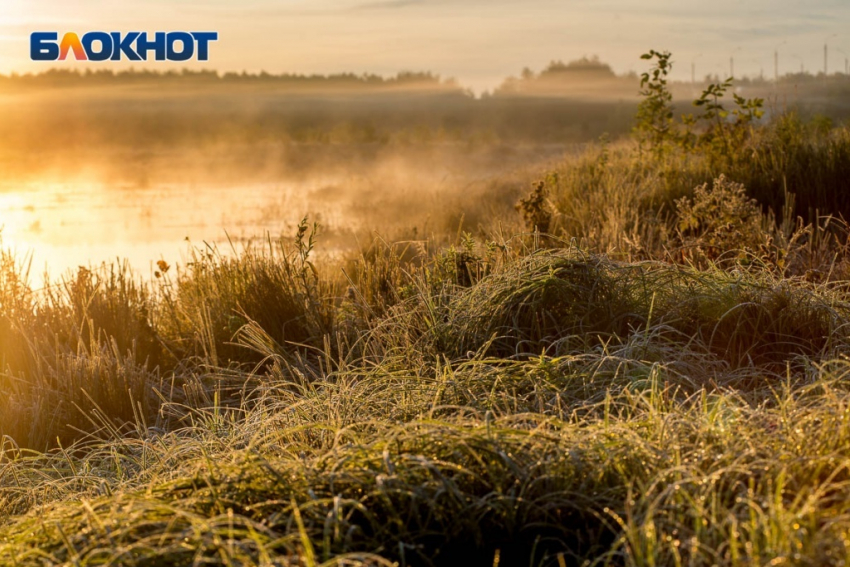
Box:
[156,230,337,367]
[3,112,850,564]
[0,254,161,450]
[526,113,850,265]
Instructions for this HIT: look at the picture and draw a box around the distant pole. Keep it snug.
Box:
[824,34,837,77]
[774,41,786,83]
[730,46,741,79]
[775,50,779,81]
[691,54,702,85]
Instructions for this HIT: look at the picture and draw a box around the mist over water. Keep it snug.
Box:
[1,65,848,281]
[0,142,563,279]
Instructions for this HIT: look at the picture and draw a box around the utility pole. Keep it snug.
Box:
[690,53,702,86]
[774,41,786,83]
[748,58,763,81]
[825,34,837,77]
[730,46,741,79]
[775,50,779,81]
[825,42,828,76]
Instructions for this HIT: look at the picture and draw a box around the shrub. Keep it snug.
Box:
[674,175,770,263]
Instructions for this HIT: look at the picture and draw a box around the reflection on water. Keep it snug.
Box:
[0,142,566,281]
[0,180,342,279]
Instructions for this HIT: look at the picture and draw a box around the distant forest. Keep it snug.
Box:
[0,55,848,169]
[4,55,849,96]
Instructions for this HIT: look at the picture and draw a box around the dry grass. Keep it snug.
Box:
[3,112,850,565]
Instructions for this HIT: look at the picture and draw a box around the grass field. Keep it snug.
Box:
[4,65,850,565]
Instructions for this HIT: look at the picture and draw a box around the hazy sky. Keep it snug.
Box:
[2,0,849,91]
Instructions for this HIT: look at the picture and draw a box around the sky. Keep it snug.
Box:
[1,0,849,92]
